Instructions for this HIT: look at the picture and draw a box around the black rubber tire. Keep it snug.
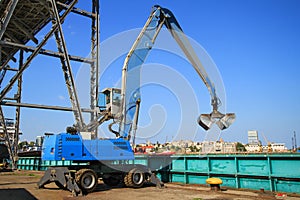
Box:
[124,168,145,188]
[102,175,121,187]
[124,172,132,187]
[76,169,98,193]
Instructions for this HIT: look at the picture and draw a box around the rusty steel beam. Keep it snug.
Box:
[88,0,100,138]
[0,40,93,64]
[48,0,85,130]
[0,0,19,40]
[12,49,23,163]
[56,1,95,18]
[0,0,77,102]
[11,17,39,44]
[1,101,94,113]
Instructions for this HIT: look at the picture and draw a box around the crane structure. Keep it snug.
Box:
[0,0,99,169]
[37,5,235,195]
[261,132,272,153]
[1,0,235,196]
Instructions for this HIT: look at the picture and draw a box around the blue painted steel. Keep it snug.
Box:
[17,157,87,171]
[132,156,148,166]
[218,177,236,188]
[239,177,271,190]
[167,154,300,194]
[172,158,185,171]
[42,133,134,161]
[271,159,300,178]
[209,158,236,174]
[275,179,300,192]
[238,158,269,176]
[17,157,40,170]
[187,157,208,172]
[187,175,208,184]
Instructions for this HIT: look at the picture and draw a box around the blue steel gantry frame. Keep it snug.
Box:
[0,0,100,168]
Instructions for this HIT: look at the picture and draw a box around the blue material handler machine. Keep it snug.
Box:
[38,5,235,195]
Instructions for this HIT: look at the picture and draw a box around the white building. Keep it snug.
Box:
[201,141,236,153]
[245,143,288,153]
[0,119,22,142]
[271,143,288,152]
[248,130,260,144]
[245,143,261,152]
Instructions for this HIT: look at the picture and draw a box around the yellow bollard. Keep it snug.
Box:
[206,177,222,191]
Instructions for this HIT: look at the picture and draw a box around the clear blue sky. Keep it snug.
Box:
[5,0,299,148]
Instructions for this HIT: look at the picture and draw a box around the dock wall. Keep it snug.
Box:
[17,153,300,194]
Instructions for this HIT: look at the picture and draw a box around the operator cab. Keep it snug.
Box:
[99,88,121,116]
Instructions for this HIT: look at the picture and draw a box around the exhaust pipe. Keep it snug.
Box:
[198,110,236,130]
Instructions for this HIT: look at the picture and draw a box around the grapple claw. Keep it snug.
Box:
[198,110,235,131]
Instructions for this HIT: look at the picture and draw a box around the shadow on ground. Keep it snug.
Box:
[0,188,37,200]
[0,168,13,172]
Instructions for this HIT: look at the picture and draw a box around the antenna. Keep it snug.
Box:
[294,131,297,150]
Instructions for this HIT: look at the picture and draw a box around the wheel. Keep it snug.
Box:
[75,169,98,193]
[102,175,121,187]
[124,168,145,188]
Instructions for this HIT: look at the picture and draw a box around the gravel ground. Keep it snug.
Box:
[0,170,299,200]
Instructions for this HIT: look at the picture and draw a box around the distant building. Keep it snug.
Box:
[223,142,237,153]
[0,118,22,143]
[36,136,44,147]
[135,145,155,154]
[270,143,288,152]
[245,142,288,153]
[248,130,261,144]
[172,140,195,148]
[201,141,214,153]
[201,141,236,153]
[245,143,261,152]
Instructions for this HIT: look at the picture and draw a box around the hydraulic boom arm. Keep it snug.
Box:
[119,5,235,138]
